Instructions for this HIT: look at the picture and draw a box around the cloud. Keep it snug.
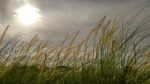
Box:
[0,0,149,43]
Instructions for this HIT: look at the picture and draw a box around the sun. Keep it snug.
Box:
[16,4,40,25]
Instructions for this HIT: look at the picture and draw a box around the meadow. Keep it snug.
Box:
[0,15,150,84]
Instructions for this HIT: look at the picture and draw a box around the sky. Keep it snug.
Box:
[0,0,150,43]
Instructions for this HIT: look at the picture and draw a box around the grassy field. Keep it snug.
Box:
[0,16,150,84]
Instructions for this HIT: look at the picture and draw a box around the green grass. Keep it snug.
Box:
[0,16,150,84]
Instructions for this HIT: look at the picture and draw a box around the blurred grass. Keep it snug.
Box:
[0,15,150,84]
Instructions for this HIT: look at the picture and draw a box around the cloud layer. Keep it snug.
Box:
[0,0,149,43]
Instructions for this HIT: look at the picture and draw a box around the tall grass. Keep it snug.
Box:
[0,16,150,84]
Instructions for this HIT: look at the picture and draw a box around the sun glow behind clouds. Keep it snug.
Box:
[16,4,40,25]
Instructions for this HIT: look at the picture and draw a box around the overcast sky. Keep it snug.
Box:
[0,0,150,43]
